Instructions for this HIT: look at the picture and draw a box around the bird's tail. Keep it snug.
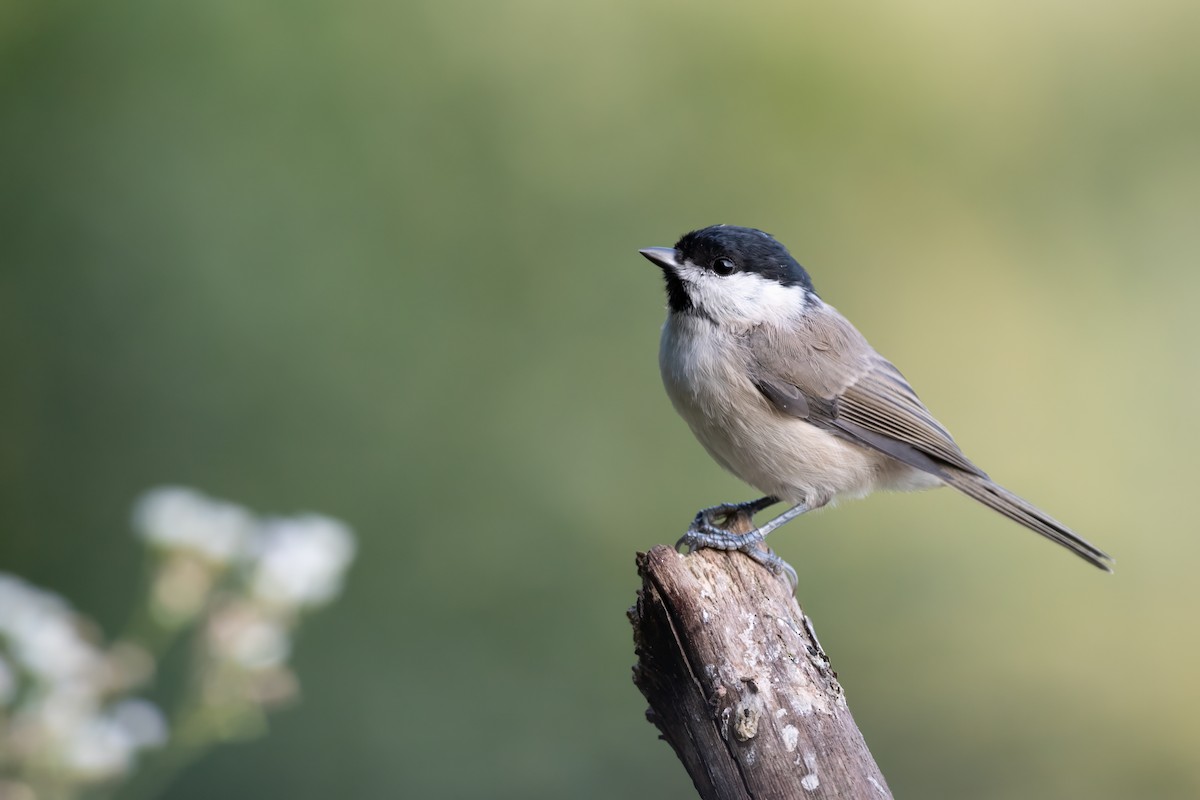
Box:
[941,471,1113,572]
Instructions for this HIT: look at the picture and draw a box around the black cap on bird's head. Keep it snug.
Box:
[675,226,814,291]
[640,225,815,315]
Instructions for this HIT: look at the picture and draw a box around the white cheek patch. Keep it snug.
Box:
[678,261,808,328]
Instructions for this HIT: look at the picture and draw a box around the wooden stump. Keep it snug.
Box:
[629,545,892,800]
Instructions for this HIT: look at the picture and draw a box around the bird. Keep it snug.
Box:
[639,225,1112,584]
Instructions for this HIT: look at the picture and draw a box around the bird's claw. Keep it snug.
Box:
[675,518,763,553]
[742,547,799,590]
[675,507,797,590]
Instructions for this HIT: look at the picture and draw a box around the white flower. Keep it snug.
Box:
[38,681,103,741]
[0,574,103,684]
[20,618,104,685]
[249,515,356,609]
[41,696,166,780]
[109,698,168,749]
[133,487,256,564]
[61,714,135,779]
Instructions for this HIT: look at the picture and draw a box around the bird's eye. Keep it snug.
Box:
[712,257,736,276]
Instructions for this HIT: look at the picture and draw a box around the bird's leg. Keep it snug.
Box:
[680,498,806,550]
[677,499,811,589]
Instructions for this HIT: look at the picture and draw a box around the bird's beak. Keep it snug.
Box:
[639,247,679,271]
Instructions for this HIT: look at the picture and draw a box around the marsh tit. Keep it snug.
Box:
[641,225,1112,583]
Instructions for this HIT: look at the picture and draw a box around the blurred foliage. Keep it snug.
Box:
[3,0,1199,797]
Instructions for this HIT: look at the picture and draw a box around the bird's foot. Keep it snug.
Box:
[675,497,796,589]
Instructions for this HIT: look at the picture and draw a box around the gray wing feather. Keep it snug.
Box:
[748,305,987,479]
[751,378,811,419]
[747,303,1113,571]
[835,367,985,476]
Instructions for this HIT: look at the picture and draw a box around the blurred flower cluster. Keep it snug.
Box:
[0,488,356,800]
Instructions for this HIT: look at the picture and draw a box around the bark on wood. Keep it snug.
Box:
[629,544,892,800]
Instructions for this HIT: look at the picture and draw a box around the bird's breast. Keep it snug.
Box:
[659,315,893,506]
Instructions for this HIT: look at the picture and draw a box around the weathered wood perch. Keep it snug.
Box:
[629,544,892,800]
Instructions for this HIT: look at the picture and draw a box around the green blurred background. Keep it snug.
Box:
[4,0,1199,797]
